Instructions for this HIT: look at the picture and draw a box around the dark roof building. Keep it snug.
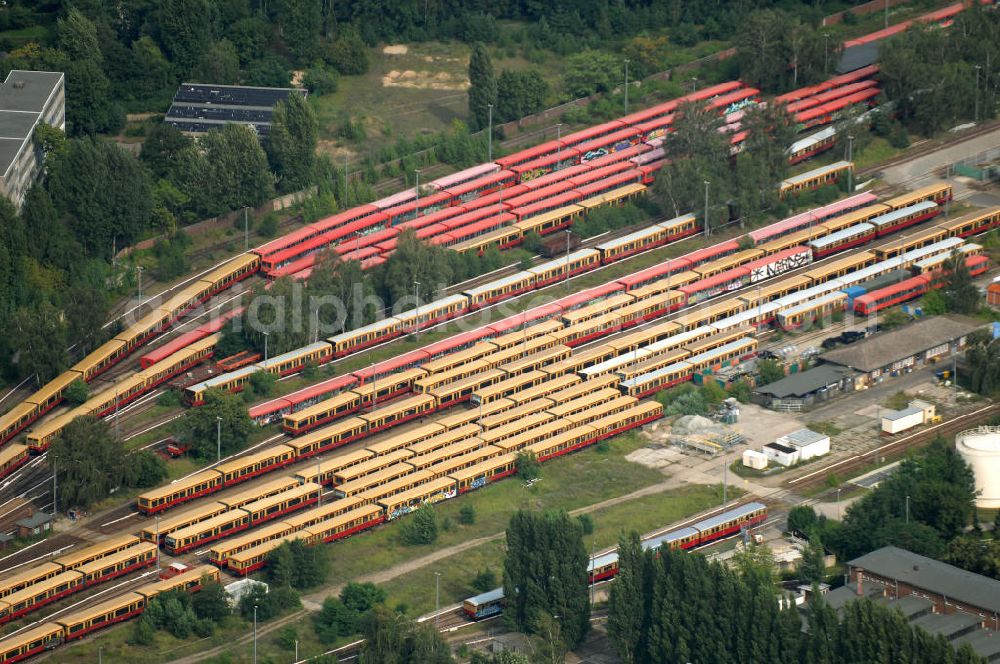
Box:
[165,83,306,136]
[752,364,857,410]
[848,546,1000,631]
[820,315,981,380]
[0,70,65,209]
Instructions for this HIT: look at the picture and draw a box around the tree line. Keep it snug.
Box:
[788,436,980,569]
[606,537,985,664]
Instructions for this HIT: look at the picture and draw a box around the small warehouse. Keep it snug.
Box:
[753,364,858,410]
[763,442,800,466]
[881,399,936,435]
[742,449,768,470]
[776,428,831,461]
[819,316,981,388]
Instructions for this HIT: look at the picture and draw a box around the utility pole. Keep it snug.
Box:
[51,461,56,517]
[703,181,710,239]
[975,65,982,122]
[723,451,728,504]
[884,0,889,29]
[253,603,258,664]
[343,153,349,194]
[413,280,421,338]
[155,515,161,573]
[136,265,143,302]
[487,103,493,162]
[837,488,842,520]
[244,206,249,250]
[370,361,377,413]
[317,459,323,505]
[556,123,563,164]
[824,33,830,74]
[847,136,855,192]
[905,495,910,524]
[263,331,269,362]
[434,571,441,626]
[564,230,571,283]
[414,169,421,218]
[216,416,222,462]
[590,540,596,606]
[624,59,630,114]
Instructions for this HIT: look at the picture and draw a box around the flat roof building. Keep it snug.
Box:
[752,364,858,410]
[165,83,305,136]
[0,70,65,209]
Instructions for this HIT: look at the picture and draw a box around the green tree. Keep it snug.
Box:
[341,582,386,614]
[58,8,101,64]
[192,580,232,623]
[563,50,621,97]
[47,137,153,257]
[303,66,339,95]
[314,596,356,642]
[177,123,274,216]
[787,505,820,535]
[278,0,322,65]
[496,69,549,122]
[9,301,68,382]
[516,450,540,481]
[458,504,476,525]
[473,567,497,592]
[191,39,241,85]
[942,252,981,315]
[141,124,193,180]
[736,10,793,92]
[357,605,453,664]
[243,54,292,88]
[756,358,786,385]
[503,510,590,649]
[325,31,370,75]
[400,503,439,545]
[468,43,497,130]
[799,533,827,585]
[268,93,318,193]
[64,379,89,405]
[171,388,254,459]
[376,230,452,309]
[921,288,948,315]
[49,416,130,510]
[155,0,216,75]
[607,532,645,664]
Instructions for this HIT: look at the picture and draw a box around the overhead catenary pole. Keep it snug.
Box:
[487,103,493,162]
[884,0,889,29]
[216,416,222,462]
[136,265,143,302]
[51,460,56,517]
[564,229,571,283]
[155,515,160,573]
[624,59,630,114]
[244,206,249,251]
[253,603,258,664]
[434,571,441,626]
[413,280,421,338]
[414,169,421,218]
[975,65,982,122]
[824,33,830,74]
[846,136,854,192]
[263,331,269,362]
[703,180,711,239]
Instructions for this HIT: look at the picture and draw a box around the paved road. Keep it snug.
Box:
[879,124,1000,194]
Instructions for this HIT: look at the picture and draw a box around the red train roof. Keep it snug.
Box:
[682,240,741,268]
[280,374,360,407]
[707,87,760,110]
[548,282,627,312]
[266,253,317,278]
[504,180,578,209]
[618,100,680,125]
[585,144,651,169]
[572,171,643,198]
[434,214,514,244]
[414,223,450,240]
[509,147,582,175]
[139,330,207,369]
[574,127,641,155]
[511,191,582,218]
[383,191,453,221]
[459,184,529,212]
[248,397,293,420]
[518,164,592,192]
[495,139,568,169]
[568,161,637,187]
[486,305,563,335]
[439,205,507,231]
[808,80,878,105]
[684,81,744,103]
[254,224,321,258]
[558,120,628,148]
[440,169,515,198]
[615,256,695,288]
[679,267,752,295]
[396,205,467,232]
[421,329,494,357]
[340,246,380,262]
[351,349,432,383]
[308,205,382,234]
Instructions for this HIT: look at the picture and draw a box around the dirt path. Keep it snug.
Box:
[166,477,686,663]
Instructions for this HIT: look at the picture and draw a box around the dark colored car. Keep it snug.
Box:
[821,337,840,350]
[840,330,865,344]
[757,349,779,360]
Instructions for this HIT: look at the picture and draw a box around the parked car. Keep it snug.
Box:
[757,349,780,360]
[821,337,840,350]
[840,330,865,344]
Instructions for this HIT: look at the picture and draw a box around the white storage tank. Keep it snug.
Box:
[956,426,1000,508]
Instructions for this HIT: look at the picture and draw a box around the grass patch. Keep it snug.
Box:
[808,420,842,437]
[377,483,729,618]
[318,431,664,587]
[882,390,912,410]
[853,136,903,172]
